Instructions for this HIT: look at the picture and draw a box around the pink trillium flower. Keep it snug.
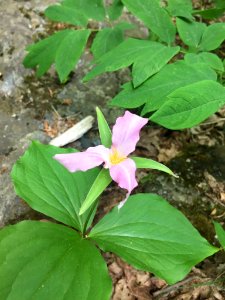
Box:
[54,111,148,207]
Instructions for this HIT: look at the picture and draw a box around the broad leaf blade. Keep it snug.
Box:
[85,39,179,85]
[185,53,224,72]
[176,18,206,49]
[167,0,193,19]
[132,45,180,87]
[96,107,112,148]
[45,4,88,26]
[11,141,99,232]
[150,80,225,129]
[89,194,218,284]
[214,222,225,249]
[0,221,112,300]
[79,169,112,215]
[110,61,217,112]
[91,27,124,60]
[107,0,124,20]
[63,0,105,21]
[193,8,225,19]
[199,23,225,51]
[122,0,176,44]
[24,29,90,82]
[132,156,177,177]
[55,29,90,82]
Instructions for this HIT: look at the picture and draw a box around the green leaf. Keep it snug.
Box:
[110,61,217,113]
[45,4,88,27]
[11,141,99,232]
[62,0,105,21]
[89,194,218,284]
[132,45,180,87]
[214,0,225,8]
[79,169,112,216]
[176,18,206,49]
[192,8,225,20]
[84,38,179,86]
[167,0,193,20]
[55,30,90,82]
[214,222,225,249]
[96,107,112,147]
[150,80,225,129]
[91,27,124,61]
[185,53,224,72]
[107,0,124,20]
[122,0,176,44]
[132,157,177,177]
[23,29,90,83]
[199,23,225,51]
[0,221,112,300]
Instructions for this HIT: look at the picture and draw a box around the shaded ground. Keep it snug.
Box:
[0,0,225,299]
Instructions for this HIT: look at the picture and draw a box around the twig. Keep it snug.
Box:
[50,116,94,147]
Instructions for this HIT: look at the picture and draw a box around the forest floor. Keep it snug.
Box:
[0,0,225,299]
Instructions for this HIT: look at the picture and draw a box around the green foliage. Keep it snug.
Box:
[132,156,177,177]
[193,8,225,20]
[107,0,124,20]
[89,194,218,284]
[167,0,193,19]
[11,141,99,232]
[0,221,112,300]
[122,0,176,44]
[84,38,179,87]
[79,169,112,216]
[150,80,225,129]
[199,23,225,51]
[184,53,224,72]
[96,107,112,147]
[214,222,225,249]
[91,26,125,60]
[176,18,206,49]
[57,0,105,21]
[23,29,90,83]
[45,3,88,26]
[110,61,216,113]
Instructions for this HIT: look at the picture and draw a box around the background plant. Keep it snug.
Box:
[23,0,225,130]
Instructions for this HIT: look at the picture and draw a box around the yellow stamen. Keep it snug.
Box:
[109,148,126,165]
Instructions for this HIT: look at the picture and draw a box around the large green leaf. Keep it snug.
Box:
[110,61,217,113]
[23,29,90,83]
[122,0,176,44]
[185,53,224,72]
[132,45,180,87]
[214,222,225,249]
[167,0,193,20]
[89,194,218,284]
[0,221,112,300]
[62,0,105,21]
[84,38,179,86]
[45,4,88,26]
[176,18,206,49]
[91,27,124,61]
[107,0,124,20]
[199,23,225,51]
[150,80,225,129]
[11,141,99,232]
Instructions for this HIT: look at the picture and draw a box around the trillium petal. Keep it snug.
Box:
[112,111,148,156]
[109,158,138,194]
[54,145,110,172]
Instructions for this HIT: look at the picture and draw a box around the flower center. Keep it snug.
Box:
[109,148,126,165]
